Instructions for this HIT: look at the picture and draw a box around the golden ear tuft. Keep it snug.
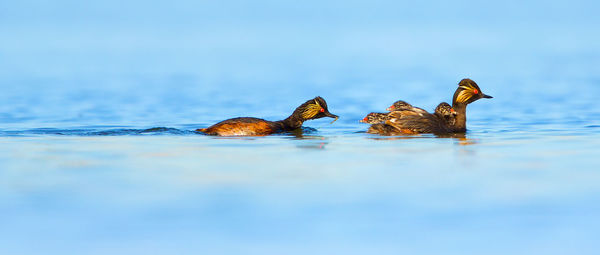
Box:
[456,90,473,103]
[301,100,322,119]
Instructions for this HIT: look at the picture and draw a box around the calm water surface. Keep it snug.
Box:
[1,1,600,254]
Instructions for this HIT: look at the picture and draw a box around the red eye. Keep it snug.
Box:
[320,108,325,112]
[473,89,479,94]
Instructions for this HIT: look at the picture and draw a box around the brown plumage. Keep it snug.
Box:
[360,100,428,124]
[197,117,278,136]
[434,102,457,127]
[449,78,493,132]
[367,123,419,135]
[197,96,338,136]
[386,100,428,115]
[364,103,455,135]
[366,78,492,135]
[383,103,454,135]
[385,115,444,134]
[359,112,389,124]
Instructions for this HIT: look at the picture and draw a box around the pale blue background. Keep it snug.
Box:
[1,1,599,254]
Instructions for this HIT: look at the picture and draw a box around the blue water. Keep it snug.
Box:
[1,1,600,254]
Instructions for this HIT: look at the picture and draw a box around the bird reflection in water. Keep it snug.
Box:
[287,128,328,150]
[367,132,477,146]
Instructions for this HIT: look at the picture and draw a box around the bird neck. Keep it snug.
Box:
[451,103,467,133]
[277,114,305,130]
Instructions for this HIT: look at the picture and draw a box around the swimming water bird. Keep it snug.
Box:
[434,102,457,127]
[197,96,338,136]
[359,112,388,124]
[386,100,428,115]
[367,102,456,135]
[360,101,431,124]
[383,102,457,135]
[366,78,492,135]
[448,78,493,132]
[367,123,411,136]
[361,102,455,135]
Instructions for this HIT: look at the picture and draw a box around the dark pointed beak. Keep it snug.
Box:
[324,112,339,124]
[482,93,493,99]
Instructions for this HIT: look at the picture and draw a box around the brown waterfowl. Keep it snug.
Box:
[386,100,428,115]
[360,112,388,124]
[364,102,455,135]
[367,123,416,135]
[197,96,338,136]
[379,102,456,135]
[449,78,493,132]
[367,78,492,135]
[434,102,457,127]
[360,100,429,124]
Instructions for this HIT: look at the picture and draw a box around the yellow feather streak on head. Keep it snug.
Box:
[456,90,474,103]
[301,100,322,119]
[459,79,475,89]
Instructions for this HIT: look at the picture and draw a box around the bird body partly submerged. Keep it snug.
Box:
[364,78,492,135]
[360,112,389,124]
[197,117,281,136]
[367,123,420,135]
[384,112,452,135]
[197,97,338,136]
